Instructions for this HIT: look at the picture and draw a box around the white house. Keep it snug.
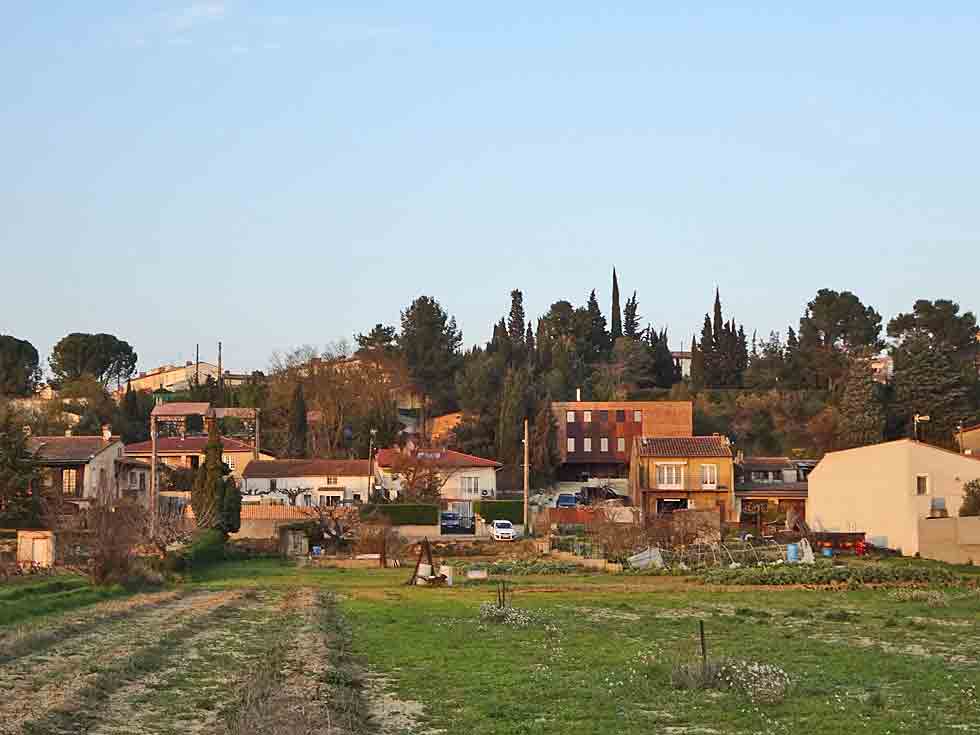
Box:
[240,459,372,507]
[374,448,501,505]
[808,439,980,556]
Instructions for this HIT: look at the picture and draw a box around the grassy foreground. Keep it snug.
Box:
[2,558,979,734]
[191,558,980,735]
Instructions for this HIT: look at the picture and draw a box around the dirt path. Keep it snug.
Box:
[0,590,243,734]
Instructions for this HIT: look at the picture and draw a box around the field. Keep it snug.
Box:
[2,559,979,734]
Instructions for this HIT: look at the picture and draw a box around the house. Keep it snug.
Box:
[868,354,894,384]
[27,429,131,507]
[123,361,250,396]
[959,423,980,456]
[671,350,692,378]
[629,435,735,520]
[240,459,372,506]
[124,435,273,480]
[374,448,501,508]
[734,456,813,521]
[428,412,463,446]
[552,400,693,480]
[807,439,980,556]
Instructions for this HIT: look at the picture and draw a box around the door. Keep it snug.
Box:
[657,498,688,515]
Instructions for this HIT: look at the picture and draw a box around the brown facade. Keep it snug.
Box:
[551,401,693,479]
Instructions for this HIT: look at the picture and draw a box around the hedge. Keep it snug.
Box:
[474,500,524,524]
[700,562,958,587]
[360,504,439,526]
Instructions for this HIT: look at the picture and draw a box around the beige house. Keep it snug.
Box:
[807,439,980,555]
[374,448,500,503]
[240,459,372,506]
[959,423,980,456]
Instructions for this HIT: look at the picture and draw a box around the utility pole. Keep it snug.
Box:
[253,409,261,461]
[195,343,200,386]
[149,414,158,539]
[217,341,223,392]
[523,418,529,532]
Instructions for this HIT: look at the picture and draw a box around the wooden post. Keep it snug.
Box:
[253,409,260,460]
[699,620,708,675]
[523,418,529,533]
[149,415,158,539]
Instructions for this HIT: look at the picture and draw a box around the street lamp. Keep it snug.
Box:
[913,414,930,442]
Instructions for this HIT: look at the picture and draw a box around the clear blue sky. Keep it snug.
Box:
[2,3,977,374]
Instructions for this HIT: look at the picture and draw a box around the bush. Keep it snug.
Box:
[478,601,535,627]
[700,561,958,587]
[165,529,227,572]
[887,587,949,607]
[359,504,438,526]
[463,560,586,576]
[474,500,524,524]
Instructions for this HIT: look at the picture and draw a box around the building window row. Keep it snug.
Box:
[566,437,628,453]
[566,409,643,424]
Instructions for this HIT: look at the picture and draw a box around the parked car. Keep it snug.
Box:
[489,519,516,541]
[555,493,578,509]
[440,512,460,529]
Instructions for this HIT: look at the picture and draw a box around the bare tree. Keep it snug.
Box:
[387,451,462,503]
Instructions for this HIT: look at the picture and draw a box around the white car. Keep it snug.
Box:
[489,519,516,541]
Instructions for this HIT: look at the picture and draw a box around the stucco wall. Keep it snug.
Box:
[808,440,980,556]
[376,466,497,501]
[242,475,371,504]
[84,443,126,499]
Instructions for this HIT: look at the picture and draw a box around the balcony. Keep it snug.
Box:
[641,479,729,493]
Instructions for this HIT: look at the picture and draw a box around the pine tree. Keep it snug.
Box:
[610,269,623,340]
[837,353,884,449]
[287,383,308,458]
[651,329,676,388]
[623,291,640,339]
[893,333,971,447]
[507,289,526,348]
[0,403,40,526]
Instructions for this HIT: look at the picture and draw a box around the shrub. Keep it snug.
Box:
[359,504,439,526]
[959,479,980,517]
[478,601,535,627]
[700,561,958,587]
[670,657,791,704]
[165,529,227,571]
[463,560,585,576]
[474,500,524,524]
[887,587,949,607]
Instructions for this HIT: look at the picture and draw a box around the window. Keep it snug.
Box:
[584,438,592,452]
[633,410,642,423]
[583,411,592,423]
[352,493,362,503]
[129,471,136,487]
[567,438,575,453]
[223,454,236,471]
[566,411,575,423]
[62,469,78,497]
[702,464,718,488]
[599,410,609,422]
[656,464,683,488]
[916,475,929,496]
[319,495,338,507]
[326,476,338,486]
[615,410,625,422]
[461,476,481,496]
[617,437,626,452]
[600,437,609,453]
[303,494,313,506]
[139,472,146,491]
[189,455,200,470]
[270,479,278,491]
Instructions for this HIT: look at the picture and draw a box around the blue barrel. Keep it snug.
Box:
[822,547,833,558]
[786,543,800,562]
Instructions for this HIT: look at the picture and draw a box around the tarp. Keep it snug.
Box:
[627,546,665,570]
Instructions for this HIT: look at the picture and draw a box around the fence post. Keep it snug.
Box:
[699,620,708,675]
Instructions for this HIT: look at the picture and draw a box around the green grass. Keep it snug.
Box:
[0,574,134,627]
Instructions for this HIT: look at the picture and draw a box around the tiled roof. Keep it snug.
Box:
[375,448,501,468]
[27,436,120,463]
[185,504,331,521]
[242,459,369,479]
[740,456,794,471]
[150,402,212,417]
[125,435,255,454]
[636,436,732,458]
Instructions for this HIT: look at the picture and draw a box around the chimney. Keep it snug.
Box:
[576,387,582,402]
[102,424,112,442]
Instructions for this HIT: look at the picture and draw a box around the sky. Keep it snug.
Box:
[2,2,978,375]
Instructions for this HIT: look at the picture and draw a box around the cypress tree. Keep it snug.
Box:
[699,314,717,387]
[623,291,640,339]
[507,289,526,348]
[837,353,884,449]
[525,321,535,357]
[586,290,609,361]
[610,269,623,340]
[191,421,224,530]
[690,335,704,391]
[287,383,308,458]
